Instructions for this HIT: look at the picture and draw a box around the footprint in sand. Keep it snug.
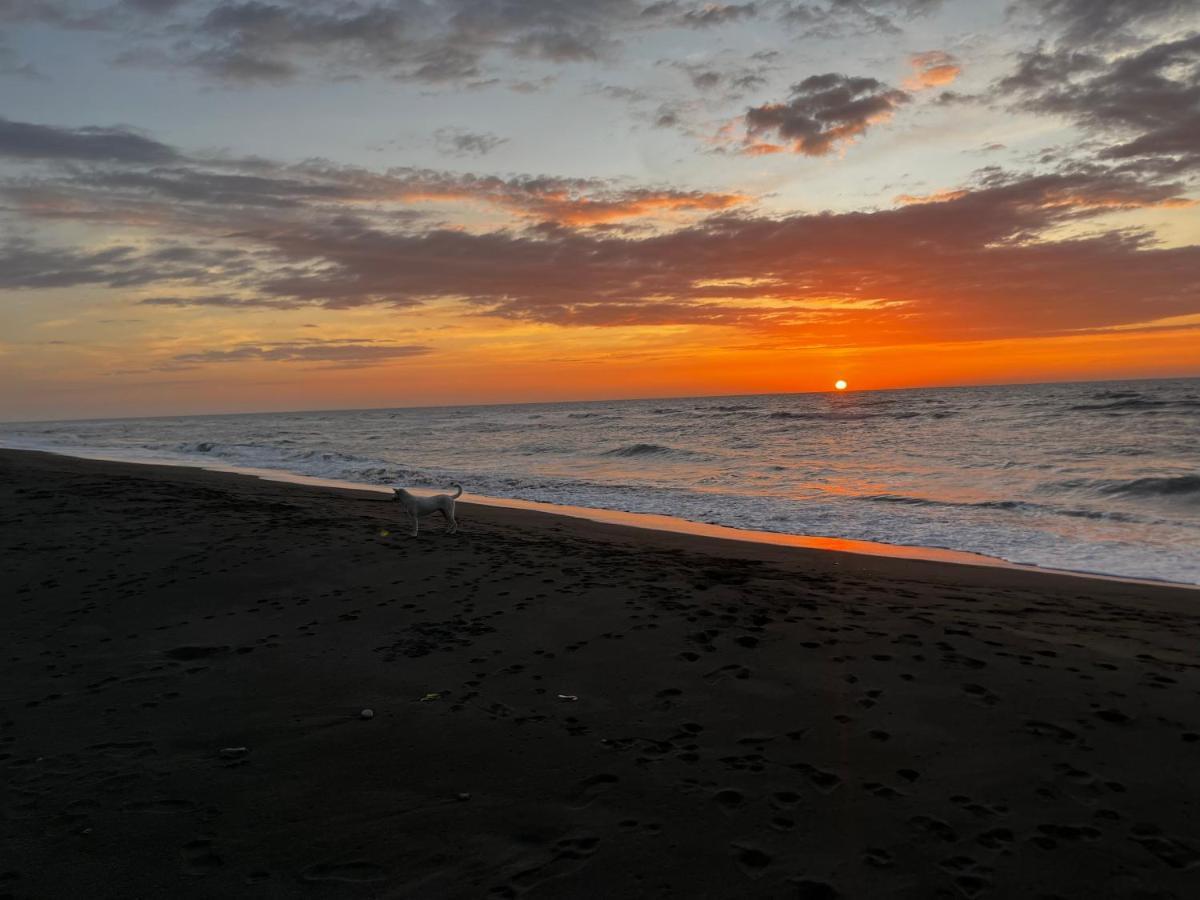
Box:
[703,664,750,684]
[730,843,771,878]
[492,835,601,896]
[568,773,618,808]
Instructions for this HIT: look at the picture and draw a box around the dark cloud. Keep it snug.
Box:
[140,293,289,308]
[743,73,909,155]
[170,340,432,367]
[2,0,776,85]
[779,0,943,38]
[231,168,1193,328]
[28,161,1190,342]
[0,133,748,226]
[121,0,188,13]
[678,3,759,28]
[1001,34,1200,174]
[4,112,1196,348]
[433,127,509,157]
[1008,0,1196,48]
[0,115,179,163]
[668,57,770,95]
[0,238,249,290]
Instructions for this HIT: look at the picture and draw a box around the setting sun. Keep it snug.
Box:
[835,379,848,391]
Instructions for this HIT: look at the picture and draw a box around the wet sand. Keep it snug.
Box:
[2,448,1199,898]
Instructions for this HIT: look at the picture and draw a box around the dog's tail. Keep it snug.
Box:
[450,483,463,499]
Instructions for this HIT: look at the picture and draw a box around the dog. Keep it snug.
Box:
[391,483,462,536]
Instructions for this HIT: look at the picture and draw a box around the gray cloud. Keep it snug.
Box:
[0,237,249,290]
[1008,0,1197,48]
[170,339,432,367]
[3,112,1196,345]
[433,127,509,156]
[641,2,758,28]
[1001,33,1200,174]
[743,73,909,155]
[779,0,943,38]
[1,0,781,86]
[0,128,748,227]
[19,159,1192,342]
[0,115,179,163]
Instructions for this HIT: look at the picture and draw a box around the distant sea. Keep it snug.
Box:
[4,379,1198,585]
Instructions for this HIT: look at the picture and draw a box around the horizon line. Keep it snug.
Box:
[3,372,1198,426]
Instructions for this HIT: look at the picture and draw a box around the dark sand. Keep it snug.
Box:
[2,449,1199,899]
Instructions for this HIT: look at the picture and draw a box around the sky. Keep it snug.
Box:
[0,0,1197,420]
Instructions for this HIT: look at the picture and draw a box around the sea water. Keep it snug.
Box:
[3,378,1198,584]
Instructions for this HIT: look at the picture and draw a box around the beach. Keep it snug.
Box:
[3,448,1199,898]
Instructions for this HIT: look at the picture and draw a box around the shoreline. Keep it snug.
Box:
[4,446,1196,593]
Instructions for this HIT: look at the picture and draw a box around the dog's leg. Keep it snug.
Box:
[445,506,457,534]
[410,508,419,537]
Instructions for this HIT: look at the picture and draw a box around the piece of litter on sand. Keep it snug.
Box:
[557,694,579,702]
[360,708,375,720]
[420,692,442,702]
[219,746,249,759]
[379,530,390,537]
[456,792,471,801]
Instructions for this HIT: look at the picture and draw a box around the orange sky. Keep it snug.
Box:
[0,0,1197,420]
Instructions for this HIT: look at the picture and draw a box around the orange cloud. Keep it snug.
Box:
[904,51,962,91]
[893,189,969,205]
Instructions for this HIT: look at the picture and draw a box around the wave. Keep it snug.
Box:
[862,493,1144,522]
[602,443,695,458]
[1098,475,1200,501]
[1069,397,1200,412]
[863,493,1030,511]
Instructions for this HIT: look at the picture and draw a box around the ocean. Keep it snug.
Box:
[3,378,1198,585]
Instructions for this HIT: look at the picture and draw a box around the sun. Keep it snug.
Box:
[834,379,848,391]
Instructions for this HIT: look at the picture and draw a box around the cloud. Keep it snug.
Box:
[0,123,749,227]
[1008,0,1197,48]
[8,0,764,87]
[3,113,1196,348]
[224,169,1194,334]
[19,160,1194,344]
[678,4,759,28]
[779,0,944,38]
[0,238,250,290]
[433,127,509,157]
[0,115,179,163]
[1000,33,1200,174]
[170,339,432,367]
[668,56,771,95]
[904,50,961,90]
[743,73,910,155]
[140,293,290,308]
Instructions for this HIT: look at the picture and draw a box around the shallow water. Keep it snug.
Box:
[4,378,1199,584]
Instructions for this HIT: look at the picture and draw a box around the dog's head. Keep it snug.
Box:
[391,487,404,501]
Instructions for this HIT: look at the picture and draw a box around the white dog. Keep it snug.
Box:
[392,483,462,536]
